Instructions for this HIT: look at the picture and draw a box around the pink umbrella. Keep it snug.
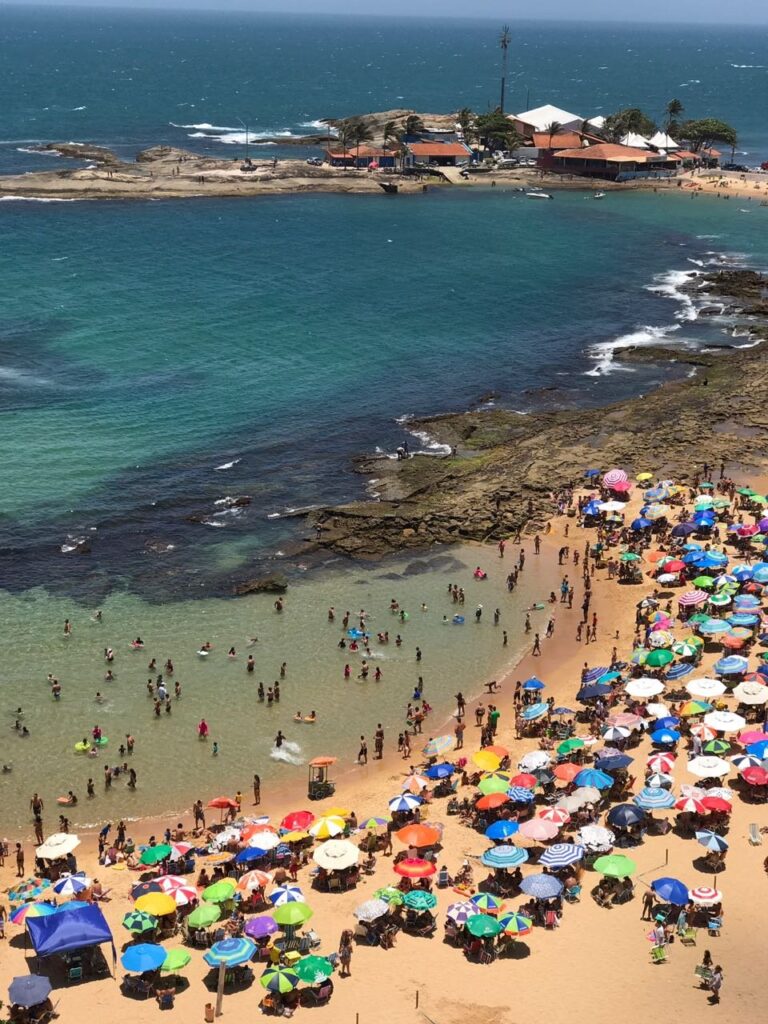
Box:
[678,590,709,606]
[674,796,706,813]
[156,875,190,891]
[737,525,759,537]
[611,480,632,492]
[689,886,722,905]
[518,818,560,841]
[647,753,676,772]
[538,807,571,825]
[607,712,644,729]
[739,730,768,745]
[603,469,628,487]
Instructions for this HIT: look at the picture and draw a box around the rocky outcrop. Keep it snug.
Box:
[39,142,123,166]
[232,574,288,596]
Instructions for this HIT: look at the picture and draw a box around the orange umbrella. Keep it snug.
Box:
[207,796,237,809]
[553,763,581,782]
[309,756,337,767]
[395,824,441,848]
[237,869,273,892]
[720,635,745,649]
[393,858,436,878]
[241,824,277,842]
[647,550,668,563]
[476,793,509,810]
[483,745,510,759]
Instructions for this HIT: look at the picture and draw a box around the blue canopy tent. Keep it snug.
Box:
[27,905,115,969]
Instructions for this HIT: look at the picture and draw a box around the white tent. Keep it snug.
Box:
[513,104,583,132]
[619,132,651,149]
[585,115,606,130]
[648,131,680,150]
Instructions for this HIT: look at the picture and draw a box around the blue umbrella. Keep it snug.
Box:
[714,655,748,675]
[655,716,680,730]
[582,666,609,684]
[650,729,680,745]
[753,566,768,584]
[727,613,760,627]
[203,937,256,968]
[552,707,576,716]
[573,768,613,790]
[583,501,602,516]
[671,523,697,537]
[733,594,761,609]
[697,552,729,569]
[651,877,689,906]
[388,793,423,813]
[519,874,563,899]
[236,846,269,864]
[632,518,653,531]
[595,753,633,772]
[522,677,546,691]
[644,487,667,499]
[52,873,90,896]
[695,830,729,853]
[425,762,454,780]
[507,786,535,803]
[56,901,89,913]
[521,703,548,721]
[698,620,732,636]
[481,845,529,869]
[607,804,645,827]
[539,843,585,868]
[597,670,621,683]
[666,662,694,680]
[584,469,601,478]
[634,787,676,809]
[121,943,167,973]
[732,565,754,581]
[485,820,519,841]
[577,683,612,702]
[746,740,768,759]
[8,976,52,1008]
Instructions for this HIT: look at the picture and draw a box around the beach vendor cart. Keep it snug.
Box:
[308,756,336,801]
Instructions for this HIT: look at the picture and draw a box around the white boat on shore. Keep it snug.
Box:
[526,191,553,200]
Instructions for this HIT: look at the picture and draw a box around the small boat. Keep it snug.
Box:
[593,191,606,199]
[526,191,553,200]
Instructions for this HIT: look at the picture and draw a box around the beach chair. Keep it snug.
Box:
[679,926,697,946]
[327,875,342,893]
[650,945,668,964]
[695,965,713,987]
[67,965,83,984]
[564,884,581,903]
[304,982,332,1006]
[748,823,763,845]
[707,917,722,937]
[543,910,559,929]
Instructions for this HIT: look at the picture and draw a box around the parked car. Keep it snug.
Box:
[495,158,519,169]
[761,161,768,171]
[722,162,750,172]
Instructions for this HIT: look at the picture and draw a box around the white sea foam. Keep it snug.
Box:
[60,535,87,553]
[406,428,452,456]
[71,106,86,111]
[646,268,699,321]
[731,64,764,68]
[585,324,682,377]
[0,196,82,203]
[170,122,241,131]
[696,234,721,240]
[214,458,241,471]
[16,146,61,157]
[270,740,304,766]
[299,120,336,133]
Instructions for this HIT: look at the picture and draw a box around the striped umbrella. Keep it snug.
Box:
[602,726,630,742]
[603,468,628,486]
[680,700,712,717]
[688,886,723,906]
[52,874,91,897]
[237,870,273,893]
[122,909,159,935]
[672,640,701,658]
[422,736,453,757]
[9,902,56,925]
[401,775,430,795]
[730,753,763,770]
[498,912,533,936]
[203,937,257,968]
[404,890,438,911]
[678,591,709,606]
[269,885,306,906]
[646,772,674,789]
[373,887,404,906]
[690,724,717,741]
[675,796,706,813]
[446,901,476,924]
[704,739,731,756]
[539,807,571,825]
[309,816,346,839]
[539,843,585,868]
[480,845,529,869]
[695,831,729,854]
[388,793,422,813]
[647,753,676,773]
[507,786,535,803]
[521,703,549,721]
[260,966,300,994]
[470,892,505,914]
[166,884,198,907]
[633,787,676,809]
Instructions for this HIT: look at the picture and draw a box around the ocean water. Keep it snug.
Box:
[1,10,768,826]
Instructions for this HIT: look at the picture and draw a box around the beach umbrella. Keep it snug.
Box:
[401,775,430,795]
[698,620,732,636]
[9,902,56,925]
[202,880,236,905]
[425,763,454,780]
[573,768,613,790]
[704,711,746,733]
[135,892,176,917]
[519,751,552,771]
[648,630,674,649]
[626,678,665,698]
[470,892,505,914]
[695,831,729,853]
[485,820,519,841]
[295,956,334,985]
[746,739,768,759]
[740,728,768,744]
[517,818,559,842]
[269,885,306,906]
[522,676,546,691]
[521,703,548,721]
[422,735,453,757]
[139,844,172,867]
[704,739,731,756]
[607,804,644,828]
[280,810,315,832]
[465,914,502,938]
[701,795,732,813]
[373,886,404,906]
[689,886,723,906]
[654,716,680,730]
[539,843,585,868]
[244,916,278,940]
[671,640,700,659]
[477,792,510,810]
[667,663,694,681]
[52,873,91,897]
[553,762,582,782]
[647,752,676,772]
[557,738,585,755]
[675,795,707,813]
[579,825,615,850]
[634,787,676,809]
[237,870,273,894]
[645,771,674,789]
[187,904,221,929]
[204,937,256,969]
[742,766,768,786]
[651,877,689,905]
[7,976,52,1008]
[393,858,435,879]
[246,831,280,851]
[539,806,571,825]
[354,899,390,922]
[650,729,680,745]
[260,965,300,994]
[686,678,726,698]
[645,650,674,669]
[597,500,625,512]
[687,756,731,777]
[446,901,476,924]
[481,845,529,869]
[569,785,602,806]
[594,854,636,878]
[596,752,633,771]
[404,890,438,911]
[121,943,167,973]
[519,874,563,899]
[472,750,501,772]
[603,469,627,486]
[730,753,763,770]
[34,833,80,860]
[161,948,191,973]
[582,666,610,684]
[733,681,768,704]
[388,793,423,813]
[122,910,159,935]
[713,656,749,676]
[478,773,513,796]
[396,824,441,848]
[498,912,533,937]
[309,815,346,840]
[236,847,271,865]
[509,773,537,789]
[680,700,712,717]
[273,902,313,928]
[313,839,359,871]
[577,683,612,701]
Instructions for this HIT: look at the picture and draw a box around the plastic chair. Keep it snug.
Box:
[707,917,722,937]
[680,926,697,946]
[650,945,668,964]
[564,884,581,903]
[68,965,83,983]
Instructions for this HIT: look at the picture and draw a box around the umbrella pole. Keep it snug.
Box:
[215,962,226,1017]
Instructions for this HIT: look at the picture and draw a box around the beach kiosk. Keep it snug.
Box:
[308,756,337,801]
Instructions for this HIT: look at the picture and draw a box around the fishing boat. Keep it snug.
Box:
[593,191,606,199]
[526,191,553,200]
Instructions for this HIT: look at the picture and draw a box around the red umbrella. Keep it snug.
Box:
[553,763,581,782]
[701,796,732,813]
[509,773,537,789]
[675,796,706,814]
[476,793,509,810]
[393,858,436,878]
[207,796,237,809]
[741,766,768,786]
[280,810,315,831]
[720,635,745,649]
[662,559,685,573]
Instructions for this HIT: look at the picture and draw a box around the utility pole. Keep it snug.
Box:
[237,117,249,163]
[499,24,511,113]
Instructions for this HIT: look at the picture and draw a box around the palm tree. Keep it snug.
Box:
[382,120,397,168]
[499,25,511,113]
[665,98,684,132]
[403,114,425,138]
[543,120,563,149]
[336,120,354,166]
[349,119,374,169]
[456,107,476,146]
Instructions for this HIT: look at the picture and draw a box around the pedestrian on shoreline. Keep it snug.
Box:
[15,842,24,878]
[708,965,723,1004]
[253,773,261,805]
[357,736,368,765]
[338,930,354,977]
[532,633,541,656]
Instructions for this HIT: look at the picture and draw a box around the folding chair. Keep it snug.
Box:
[650,945,668,964]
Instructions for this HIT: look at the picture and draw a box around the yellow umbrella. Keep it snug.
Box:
[135,892,177,916]
[201,852,233,866]
[472,750,501,772]
[309,815,346,840]
[282,831,310,844]
[325,807,351,818]
[636,472,653,482]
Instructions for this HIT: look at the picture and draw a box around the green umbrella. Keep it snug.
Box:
[672,640,700,658]
[557,738,585,755]
[645,649,673,668]
[139,844,172,866]
[737,487,755,497]
[698,482,714,490]
[273,902,313,927]
[295,955,334,985]
[187,904,221,929]
[708,593,731,607]
[161,948,191,972]
[122,910,158,935]
[712,499,730,509]
[374,887,404,906]
[404,890,438,911]
[593,854,636,878]
[202,880,237,904]
[260,966,300,994]
[466,914,502,938]
[620,552,641,562]
[478,774,511,795]
[704,739,731,755]
[688,613,711,625]
[692,575,715,589]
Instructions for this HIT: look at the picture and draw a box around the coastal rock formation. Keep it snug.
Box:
[232,574,288,596]
[38,142,124,166]
[307,271,768,560]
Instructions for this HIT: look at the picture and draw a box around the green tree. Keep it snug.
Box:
[382,120,398,165]
[403,114,425,137]
[347,119,374,168]
[604,108,657,143]
[679,118,737,153]
[665,98,684,132]
[475,108,523,153]
[543,120,563,149]
[456,107,477,146]
[336,120,354,163]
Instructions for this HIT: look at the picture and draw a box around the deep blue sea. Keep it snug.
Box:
[1,8,767,600]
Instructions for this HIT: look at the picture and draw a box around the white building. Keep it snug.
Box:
[511,104,583,136]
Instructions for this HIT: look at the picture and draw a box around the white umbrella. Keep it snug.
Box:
[687,756,731,778]
[578,825,615,849]
[354,899,389,922]
[36,833,81,859]
[555,795,584,815]
[602,726,631,742]
[686,678,727,698]
[646,702,670,719]
[705,787,733,803]
[704,711,746,733]
[598,501,626,512]
[679,784,706,799]
[518,751,552,771]
[213,827,242,847]
[569,786,601,806]
[646,772,674,789]
[312,839,359,871]
[625,678,665,698]
[732,681,768,704]
[248,831,280,850]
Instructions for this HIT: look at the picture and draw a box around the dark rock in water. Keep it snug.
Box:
[402,560,432,576]
[233,574,288,596]
[376,572,404,581]
[697,306,725,317]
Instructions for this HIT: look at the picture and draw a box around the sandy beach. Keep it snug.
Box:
[2,478,766,1024]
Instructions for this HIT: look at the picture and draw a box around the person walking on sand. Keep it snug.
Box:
[338,929,354,977]
[532,633,541,656]
[15,842,24,878]
[708,965,723,1004]
[253,773,261,805]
